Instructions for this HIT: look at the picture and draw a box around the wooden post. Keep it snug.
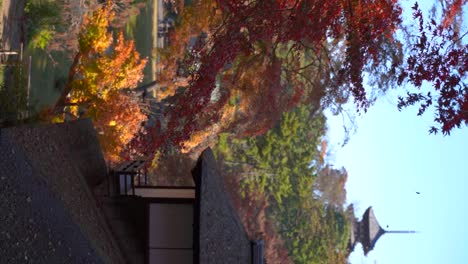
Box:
[19,43,23,61]
[27,56,32,111]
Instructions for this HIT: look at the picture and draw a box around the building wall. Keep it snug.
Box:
[148,203,194,264]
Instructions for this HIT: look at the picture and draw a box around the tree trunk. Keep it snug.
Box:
[53,52,82,110]
[132,80,159,96]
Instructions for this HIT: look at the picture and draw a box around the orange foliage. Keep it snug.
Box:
[180,100,238,153]
[72,31,147,102]
[92,93,147,163]
[47,0,145,53]
[155,0,222,101]
[320,140,328,163]
[55,4,148,162]
[154,76,191,101]
[181,126,218,153]
[93,32,147,97]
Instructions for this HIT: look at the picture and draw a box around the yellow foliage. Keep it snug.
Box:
[150,151,162,170]
[71,31,147,103]
[50,115,64,123]
[64,4,148,163]
[78,5,114,53]
[219,98,237,130]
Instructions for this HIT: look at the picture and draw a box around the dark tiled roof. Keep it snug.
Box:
[193,148,251,264]
[0,120,124,264]
[361,207,385,255]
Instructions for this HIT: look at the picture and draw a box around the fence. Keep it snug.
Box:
[0,42,32,124]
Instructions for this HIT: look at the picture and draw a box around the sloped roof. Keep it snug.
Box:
[0,119,124,263]
[193,148,251,264]
[361,207,386,255]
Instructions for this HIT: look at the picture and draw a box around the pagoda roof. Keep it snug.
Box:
[361,207,386,255]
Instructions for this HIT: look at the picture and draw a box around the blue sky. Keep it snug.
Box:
[326,1,468,262]
[326,1,468,263]
[327,91,468,264]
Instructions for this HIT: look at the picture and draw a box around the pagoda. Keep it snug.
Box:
[348,206,416,255]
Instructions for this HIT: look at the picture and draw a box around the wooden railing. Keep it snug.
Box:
[113,159,147,195]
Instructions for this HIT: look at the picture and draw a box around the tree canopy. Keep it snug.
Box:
[51,4,148,162]
[132,0,404,155]
[215,105,350,263]
[398,2,468,135]
[126,0,468,158]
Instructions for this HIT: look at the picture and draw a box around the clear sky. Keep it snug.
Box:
[326,1,468,263]
[327,92,468,264]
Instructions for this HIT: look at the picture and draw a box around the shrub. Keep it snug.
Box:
[0,64,29,125]
[25,0,62,50]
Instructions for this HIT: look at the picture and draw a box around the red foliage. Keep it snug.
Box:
[133,0,402,155]
[398,2,468,135]
[441,0,467,29]
[342,0,402,110]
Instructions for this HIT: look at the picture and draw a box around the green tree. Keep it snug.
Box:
[215,105,351,264]
[218,104,326,204]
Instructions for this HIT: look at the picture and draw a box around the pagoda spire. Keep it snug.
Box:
[347,206,417,256]
[385,230,418,234]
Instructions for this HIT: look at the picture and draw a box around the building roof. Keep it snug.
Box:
[361,207,386,255]
[193,148,252,264]
[0,119,124,264]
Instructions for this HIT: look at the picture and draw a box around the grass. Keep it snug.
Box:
[123,0,156,83]
[23,0,72,112]
[25,47,70,111]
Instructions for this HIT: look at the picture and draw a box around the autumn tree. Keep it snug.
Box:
[51,3,148,162]
[133,0,403,156]
[43,0,145,56]
[154,0,222,101]
[214,105,351,264]
[313,166,348,210]
[397,1,468,135]
[91,93,147,163]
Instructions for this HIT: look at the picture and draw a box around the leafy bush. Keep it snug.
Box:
[25,0,62,50]
[29,27,54,50]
